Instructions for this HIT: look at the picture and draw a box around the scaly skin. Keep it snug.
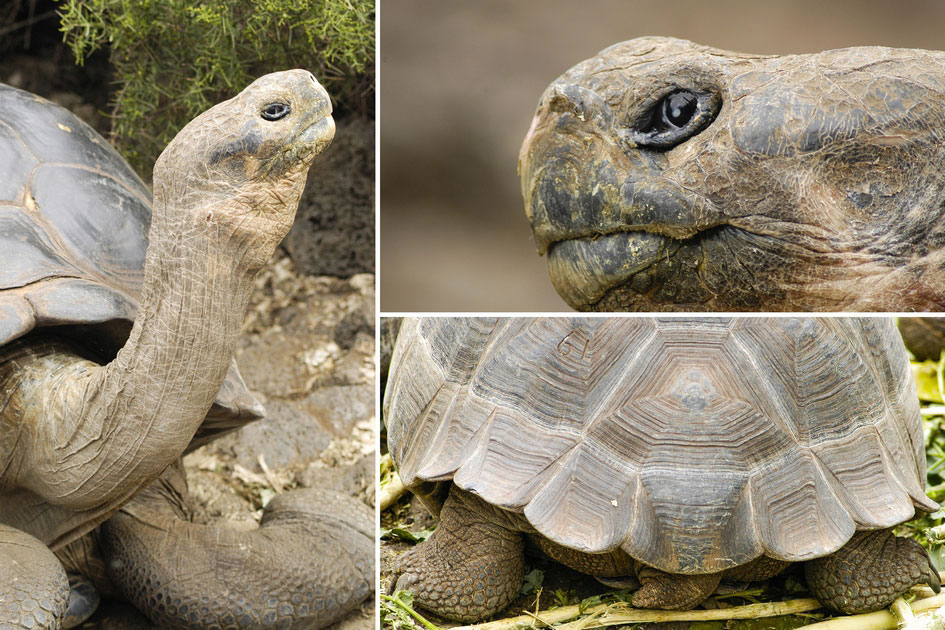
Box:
[520,37,945,312]
[0,524,69,629]
[898,317,945,361]
[532,536,635,577]
[724,555,792,582]
[806,529,941,614]
[101,462,374,629]
[392,488,525,622]
[631,566,722,610]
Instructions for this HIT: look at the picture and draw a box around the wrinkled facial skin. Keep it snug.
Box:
[520,37,945,311]
[154,69,334,220]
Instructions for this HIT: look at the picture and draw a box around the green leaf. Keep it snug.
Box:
[914,360,945,403]
[380,591,440,630]
[518,568,544,596]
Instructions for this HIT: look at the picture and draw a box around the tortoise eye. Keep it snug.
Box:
[631,89,720,149]
[661,91,698,129]
[261,102,291,121]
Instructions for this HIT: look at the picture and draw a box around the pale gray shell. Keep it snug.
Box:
[384,317,934,574]
[0,83,261,442]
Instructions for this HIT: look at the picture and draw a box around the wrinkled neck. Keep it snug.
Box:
[0,192,276,539]
[111,196,260,424]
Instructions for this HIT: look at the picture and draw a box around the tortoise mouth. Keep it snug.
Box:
[532,198,726,256]
[260,114,335,178]
[544,226,736,311]
[297,114,335,155]
[544,224,711,254]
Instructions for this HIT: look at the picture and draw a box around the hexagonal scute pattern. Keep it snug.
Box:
[385,317,933,574]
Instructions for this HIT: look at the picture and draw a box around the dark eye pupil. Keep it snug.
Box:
[262,103,290,121]
[662,91,697,127]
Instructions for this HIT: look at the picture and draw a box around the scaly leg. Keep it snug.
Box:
[531,535,635,577]
[0,524,69,629]
[806,529,940,613]
[632,564,722,610]
[391,487,524,622]
[101,460,373,628]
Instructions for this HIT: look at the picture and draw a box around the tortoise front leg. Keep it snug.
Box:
[805,528,941,613]
[100,460,373,628]
[390,487,525,622]
[0,523,69,629]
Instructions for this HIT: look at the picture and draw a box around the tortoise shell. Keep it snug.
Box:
[385,317,935,574]
[0,83,261,441]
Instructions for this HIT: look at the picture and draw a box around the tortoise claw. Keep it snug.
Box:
[924,553,941,593]
[62,573,99,629]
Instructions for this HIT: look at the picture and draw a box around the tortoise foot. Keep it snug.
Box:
[102,462,373,628]
[631,565,722,610]
[806,528,940,614]
[0,524,70,629]
[391,488,525,622]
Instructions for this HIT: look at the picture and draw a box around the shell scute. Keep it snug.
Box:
[386,317,934,573]
[0,207,75,291]
[30,164,148,292]
[0,121,37,201]
[0,83,260,434]
[0,87,146,194]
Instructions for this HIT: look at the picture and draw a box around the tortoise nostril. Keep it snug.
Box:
[546,84,612,128]
[547,86,572,113]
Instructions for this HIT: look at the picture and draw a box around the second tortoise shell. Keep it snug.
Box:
[0,83,261,438]
[385,317,935,575]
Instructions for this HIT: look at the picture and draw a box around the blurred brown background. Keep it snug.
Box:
[380,0,945,312]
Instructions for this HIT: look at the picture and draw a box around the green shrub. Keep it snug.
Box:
[58,0,374,175]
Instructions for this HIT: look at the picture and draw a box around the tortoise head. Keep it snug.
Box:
[520,37,945,312]
[152,70,334,251]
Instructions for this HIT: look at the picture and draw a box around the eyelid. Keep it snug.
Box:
[261,102,291,121]
[629,90,720,149]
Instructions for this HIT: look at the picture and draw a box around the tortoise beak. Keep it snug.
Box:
[298,114,335,157]
[292,75,335,162]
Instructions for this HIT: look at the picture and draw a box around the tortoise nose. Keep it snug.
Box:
[546,83,613,128]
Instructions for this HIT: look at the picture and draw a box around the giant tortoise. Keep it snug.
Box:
[0,73,372,628]
[519,37,945,312]
[385,317,940,621]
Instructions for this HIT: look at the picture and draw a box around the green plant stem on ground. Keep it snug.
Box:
[797,592,945,629]
[451,598,824,630]
[381,469,407,510]
[381,592,442,630]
